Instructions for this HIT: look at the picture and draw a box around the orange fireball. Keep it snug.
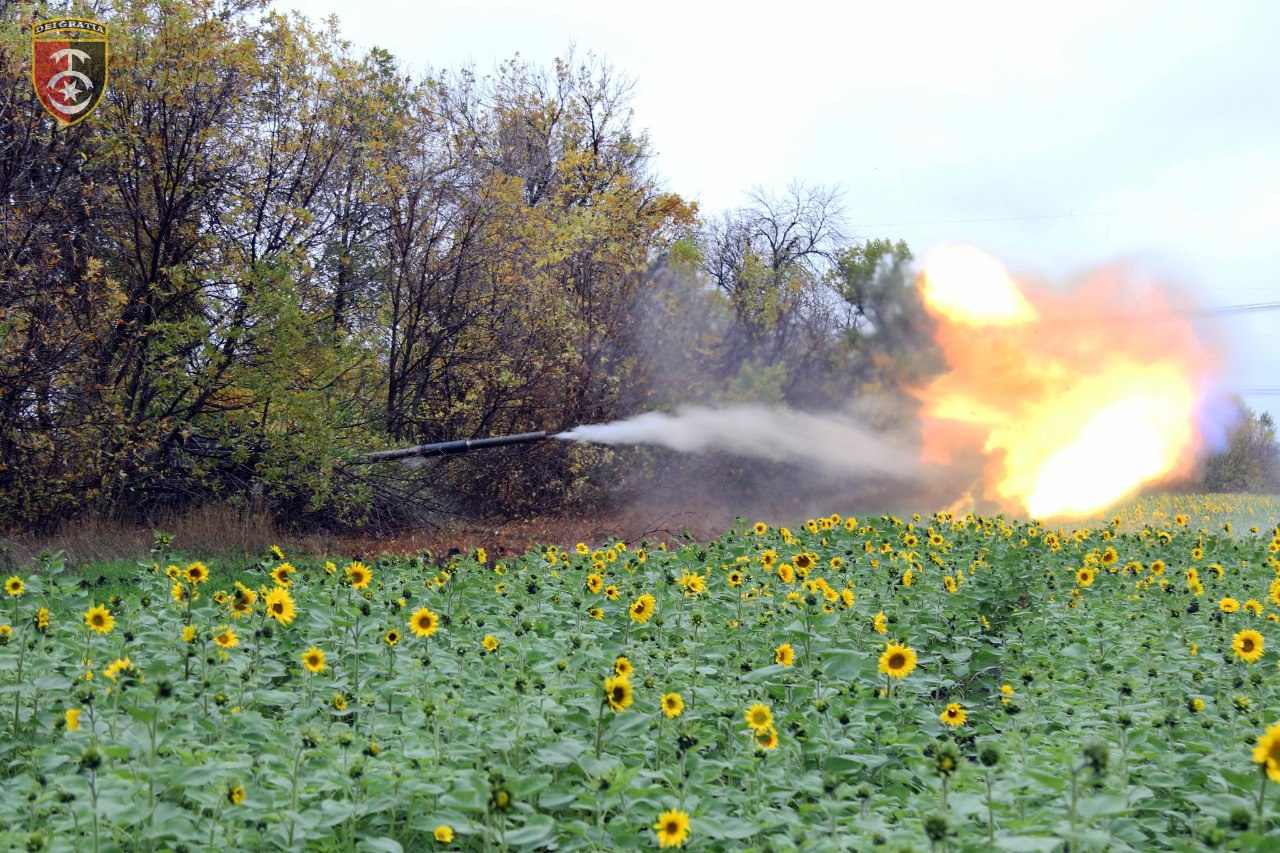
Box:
[915,244,1214,519]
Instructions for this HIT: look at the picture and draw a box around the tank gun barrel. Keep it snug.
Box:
[355,430,550,464]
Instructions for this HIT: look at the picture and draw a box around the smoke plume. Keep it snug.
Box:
[557,405,922,481]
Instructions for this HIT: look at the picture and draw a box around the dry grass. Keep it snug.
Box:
[2,504,344,567]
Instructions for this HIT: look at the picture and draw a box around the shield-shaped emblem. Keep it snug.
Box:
[31,18,109,126]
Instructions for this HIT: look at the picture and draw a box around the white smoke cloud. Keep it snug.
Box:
[557,405,922,481]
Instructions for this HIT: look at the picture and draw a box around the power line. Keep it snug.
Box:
[851,200,1280,229]
[1200,301,1280,316]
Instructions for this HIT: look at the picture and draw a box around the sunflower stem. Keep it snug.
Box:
[594,699,607,760]
[985,769,995,846]
[1257,765,1268,831]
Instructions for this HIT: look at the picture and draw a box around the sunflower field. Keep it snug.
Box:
[4,502,1280,850]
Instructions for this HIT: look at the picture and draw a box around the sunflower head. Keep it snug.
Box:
[661,692,684,719]
[5,576,24,596]
[263,587,296,626]
[878,642,918,680]
[1233,629,1265,663]
[744,703,773,733]
[653,809,691,848]
[940,702,968,727]
[409,607,440,639]
[753,726,779,750]
[301,646,326,674]
[629,593,655,624]
[1253,721,1280,781]
[346,562,372,590]
[84,604,114,636]
[604,674,633,713]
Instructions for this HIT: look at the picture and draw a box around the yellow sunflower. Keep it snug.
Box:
[346,562,372,590]
[753,726,779,750]
[103,656,135,683]
[302,646,326,674]
[1221,597,1240,613]
[385,629,400,646]
[775,643,795,667]
[185,562,209,584]
[482,635,499,652]
[1076,568,1094,587]
[230,583,257,618]
[629,593,656,624]
[587,573,604,594]
[1254,721,1280,782]
[744,703,773,733]
[940,702,968,727]
[408,607,440,638]
[270,563,295,587]
[263,587,296,626]
[873,611,888,634]
[878,642,917,679]
[84,604,114,636]
[661,692,684,719]
[6,576,25,596]
[213,626,239,648]
[604,674,633,712]
[615,656,634,678]
[653,809,691,849]
[1233,629,1265,663]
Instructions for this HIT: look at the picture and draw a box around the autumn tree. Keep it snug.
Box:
[1202,402,1280,493]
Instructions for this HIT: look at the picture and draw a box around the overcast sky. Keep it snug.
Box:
[283,0,1280,420]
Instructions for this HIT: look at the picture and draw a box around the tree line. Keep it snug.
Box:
[1,1,932,532]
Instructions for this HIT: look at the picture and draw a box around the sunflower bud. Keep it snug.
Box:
[923,813,951,842]
[932,740,962,778]
[79,746,103,772]
[1082,741,1108,775]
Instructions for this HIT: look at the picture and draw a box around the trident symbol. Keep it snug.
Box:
[45,48,94,115]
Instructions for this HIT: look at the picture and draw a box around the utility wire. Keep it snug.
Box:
[851,200,1280,229]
